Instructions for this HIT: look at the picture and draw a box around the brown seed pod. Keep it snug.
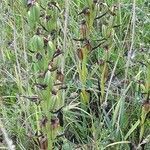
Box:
[77,48,83,60]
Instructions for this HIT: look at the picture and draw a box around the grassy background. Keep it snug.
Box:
[0,0,150,149]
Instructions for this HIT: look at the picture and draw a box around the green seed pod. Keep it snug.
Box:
[30,35,44,52]
[27,2,40,28]
[47,41,55,57]
[102,25,113,38]
[48,41,55,50]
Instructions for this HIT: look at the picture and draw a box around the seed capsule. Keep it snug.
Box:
[77,48,83,60]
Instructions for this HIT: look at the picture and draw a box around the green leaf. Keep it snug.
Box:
[27,2,40,28]
[29,35,44,52]
[124,119,140,140]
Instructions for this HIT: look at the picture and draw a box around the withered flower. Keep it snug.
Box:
[83,39,92,51]
[51,117,60,129]
[56,70,64,82]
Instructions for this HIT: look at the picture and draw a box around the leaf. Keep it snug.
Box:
[30,35,44,52]
[124,120,140,140]
[27,2,40,28]
[104,141,131,149]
